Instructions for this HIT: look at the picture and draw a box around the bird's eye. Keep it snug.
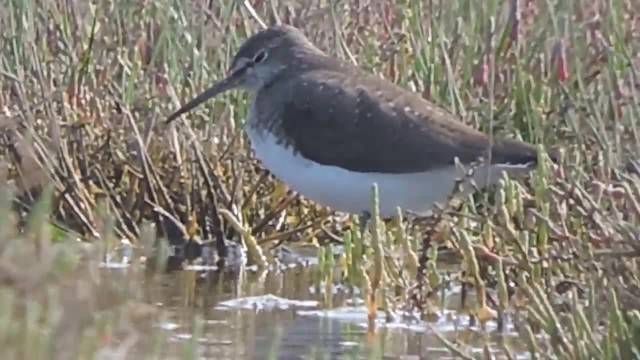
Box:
[253,50,267,64]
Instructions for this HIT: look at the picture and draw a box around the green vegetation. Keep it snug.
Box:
[1,0,640,358]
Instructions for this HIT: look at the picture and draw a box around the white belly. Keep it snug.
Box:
[246,127,530,218]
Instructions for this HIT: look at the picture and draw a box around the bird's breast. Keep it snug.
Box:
[244,123,494,217]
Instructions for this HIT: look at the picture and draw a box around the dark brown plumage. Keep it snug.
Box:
[245,26,550,174]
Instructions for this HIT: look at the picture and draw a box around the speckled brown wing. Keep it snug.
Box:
[259,68,540,174]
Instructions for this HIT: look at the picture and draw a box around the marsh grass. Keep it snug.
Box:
[2,0,640,358]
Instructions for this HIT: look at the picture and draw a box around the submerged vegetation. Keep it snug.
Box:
[1,0,640,358]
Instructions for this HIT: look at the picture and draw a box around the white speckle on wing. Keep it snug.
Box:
[245,127,519,218]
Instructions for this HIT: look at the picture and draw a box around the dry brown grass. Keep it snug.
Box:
[1,0,640,358]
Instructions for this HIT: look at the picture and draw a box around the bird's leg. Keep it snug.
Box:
[358,211,371,239]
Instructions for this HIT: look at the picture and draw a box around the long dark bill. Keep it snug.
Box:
[165,70,244,124]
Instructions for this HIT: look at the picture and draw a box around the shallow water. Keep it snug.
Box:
[100,251,534,360]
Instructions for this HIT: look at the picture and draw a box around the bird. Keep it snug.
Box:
[166,25,556,225]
